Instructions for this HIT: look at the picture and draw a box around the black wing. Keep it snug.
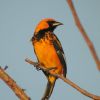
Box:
[52,34,67,77]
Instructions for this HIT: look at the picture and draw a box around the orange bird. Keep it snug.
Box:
[31,18,67,100]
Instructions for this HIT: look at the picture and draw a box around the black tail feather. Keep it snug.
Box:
[41,79,56,100]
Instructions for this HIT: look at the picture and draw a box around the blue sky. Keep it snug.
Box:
[0,0,100,100]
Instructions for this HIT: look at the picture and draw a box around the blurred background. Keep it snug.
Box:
[0,0,100,100]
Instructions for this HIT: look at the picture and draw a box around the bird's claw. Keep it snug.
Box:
[34,62,41,71]
[36,67,41,71]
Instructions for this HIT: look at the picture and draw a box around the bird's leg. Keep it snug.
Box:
[25,58,41,70]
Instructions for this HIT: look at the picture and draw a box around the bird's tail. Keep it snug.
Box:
[42,76,56,100]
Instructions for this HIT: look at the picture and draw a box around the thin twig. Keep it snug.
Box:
[0,66,30,100]
[66,0,100,70]
[25,58,100,100]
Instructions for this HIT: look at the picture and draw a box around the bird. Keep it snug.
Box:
[31,18,67,100]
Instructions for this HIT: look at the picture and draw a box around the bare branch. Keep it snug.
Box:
[0,66,30,100]
[25,58,100,100]
[25,58,57,72]
[66,0,100,70]
[55,74,100,100]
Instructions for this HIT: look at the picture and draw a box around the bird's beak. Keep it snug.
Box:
[53,21,63,26]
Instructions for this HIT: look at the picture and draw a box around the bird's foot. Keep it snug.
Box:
[34,62,41,71]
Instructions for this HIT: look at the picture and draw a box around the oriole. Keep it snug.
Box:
[31,18,67,100]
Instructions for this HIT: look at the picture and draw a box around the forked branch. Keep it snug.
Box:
[25,58,100,100]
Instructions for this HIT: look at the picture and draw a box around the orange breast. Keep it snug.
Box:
[33,39,63,75]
